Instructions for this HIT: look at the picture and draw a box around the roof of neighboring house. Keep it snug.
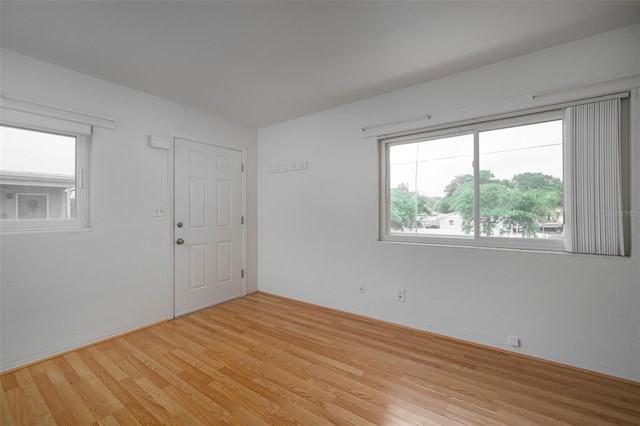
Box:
[437,212,462,219]
[0,170,74,188]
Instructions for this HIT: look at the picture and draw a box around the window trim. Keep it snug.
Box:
[379,110,566,252]
[0,124,91,233]
[379,92,631,252]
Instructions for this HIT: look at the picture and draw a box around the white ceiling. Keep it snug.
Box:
[1,1,639,128]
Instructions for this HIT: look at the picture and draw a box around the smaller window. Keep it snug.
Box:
[0,125,90,231]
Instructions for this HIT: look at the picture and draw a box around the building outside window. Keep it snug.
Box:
[0,124,89,231]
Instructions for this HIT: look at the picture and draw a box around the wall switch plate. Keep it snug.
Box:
[357,282,365,293]
[508,336,521,347]
[396,288,405,302]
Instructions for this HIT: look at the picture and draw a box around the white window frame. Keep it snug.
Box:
[379,109,566,252]
[0,124,91,233]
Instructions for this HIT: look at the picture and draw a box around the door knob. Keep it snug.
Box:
[177,221,183,228]
[176,238,185,245]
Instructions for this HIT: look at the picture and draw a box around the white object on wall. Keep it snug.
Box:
[148,135,170,150]
[268,160,308,174]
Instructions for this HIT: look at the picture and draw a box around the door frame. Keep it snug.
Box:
[166,131,247,319]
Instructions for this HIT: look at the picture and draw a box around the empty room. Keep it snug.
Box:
[1,1,639,424]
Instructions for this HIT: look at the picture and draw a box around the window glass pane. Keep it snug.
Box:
[0,125,76,220]
[389,133,473,235]
[478,120,563,239]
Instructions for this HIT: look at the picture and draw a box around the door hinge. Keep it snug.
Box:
[241,163,244,172]
[241,216,244,225]
[241,269,245,278]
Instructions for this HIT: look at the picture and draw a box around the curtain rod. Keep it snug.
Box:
[1,94,117,129]
[361,114,431,133]
[378,91,630,142]
[531,72,640,100]
[363,72,639,136]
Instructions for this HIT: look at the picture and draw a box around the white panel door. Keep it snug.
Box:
[174,138,243,316]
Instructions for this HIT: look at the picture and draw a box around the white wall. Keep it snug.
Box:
[258,25,640,381]
[0,50,258,371]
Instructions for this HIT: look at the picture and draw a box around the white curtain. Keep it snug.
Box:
[563,98,625,256]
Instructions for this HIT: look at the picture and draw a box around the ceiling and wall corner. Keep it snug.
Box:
[1,1,639,127]
[0,48,258,371]
[256,23,640,381]
[1,2,640,380]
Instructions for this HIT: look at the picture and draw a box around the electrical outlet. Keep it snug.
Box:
[396,288,405,302]
[357,282,365,293]
[153,206,165,217]
[508,336,521,347]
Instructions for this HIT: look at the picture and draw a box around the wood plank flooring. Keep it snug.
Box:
[1,292,639,425]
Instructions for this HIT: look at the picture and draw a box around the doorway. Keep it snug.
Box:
[173,137,244,316]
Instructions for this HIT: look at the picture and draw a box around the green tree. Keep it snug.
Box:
[442,171,563,237]
[436,173,473,213]
[512,172,562,193]
[445,171,510,235]
[447,178,474,232]
[504,190,544,237]
[390,184,432,230]
[512,172,563,222]
[419,194,441,213]
[478,181,512,236]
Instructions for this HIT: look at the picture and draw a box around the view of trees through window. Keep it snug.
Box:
[388,119,563,239]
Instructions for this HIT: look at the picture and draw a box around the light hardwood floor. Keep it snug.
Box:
[1,292,639,425]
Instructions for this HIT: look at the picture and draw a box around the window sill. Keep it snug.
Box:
[0,220,92,235]
[380,233,565,254]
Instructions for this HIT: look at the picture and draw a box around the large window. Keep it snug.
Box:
[0,125,90,231]
[380,95,629,254]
